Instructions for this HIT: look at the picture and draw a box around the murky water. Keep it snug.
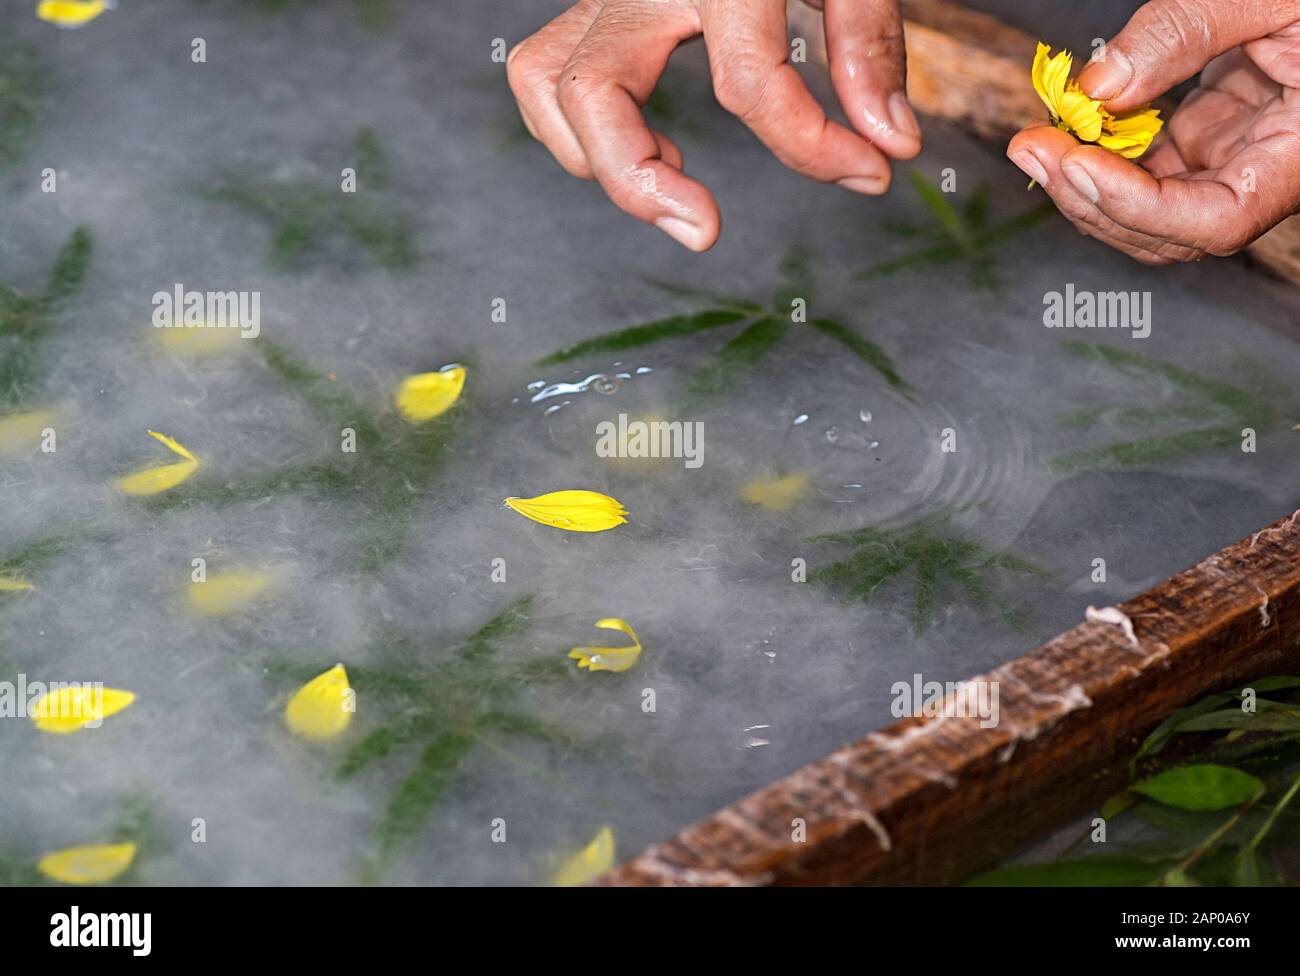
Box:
[2,0,1298,885]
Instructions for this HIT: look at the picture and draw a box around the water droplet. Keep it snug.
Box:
[825,426,839,443]
[526,380,545,392]
[868,439,880,450]
[743,736,771,749]
[793,414,809,426]
[635,366,653,375]
[592,376,618,395]
[859,409,873,423]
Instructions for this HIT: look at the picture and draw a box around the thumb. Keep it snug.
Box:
[1076,0,1292,111]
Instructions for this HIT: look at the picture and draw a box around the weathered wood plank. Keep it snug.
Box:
[787,0,1300,287]
[599,509,1300,885]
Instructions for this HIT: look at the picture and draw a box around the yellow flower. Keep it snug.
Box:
[114,430,199,496]
[155,325,244,357]
[553,826,615,887]
[504,490,628,533]
[37,842,136,885]
[30,686,136,735]
[0,577,35,593]
[187,570,274,617]
[0,409,55,459]
[568,618,641,673]
[395,366,466,422]
[740,472,810,512]
[36,0,112,29]
[285,663,354,741]
[1032,43,1162,159]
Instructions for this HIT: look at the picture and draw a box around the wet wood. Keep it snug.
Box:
[786,0,1300,287]
[600,509,1300,885]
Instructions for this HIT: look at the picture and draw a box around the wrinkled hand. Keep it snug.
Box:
[507,0,921,252]
[1007,0,1300,264]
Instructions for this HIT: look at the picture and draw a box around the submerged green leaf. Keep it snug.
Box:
[1132,764,1264,811]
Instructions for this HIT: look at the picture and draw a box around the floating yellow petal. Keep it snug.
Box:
[187,570,274,617]
[395,366,466,422]
[1031,42,1161,160]
[31,686,136,734]
[155,324,245,357]
[569,618,642,673]
[553,826,615,887]
[0,577,35,593]
[0,409,55,459]
[114,430,199,496]
[740,472,810,512]
[503,490,628,532]
[285,663,354,741]
[38,842,136,885]
[36,0,111,28]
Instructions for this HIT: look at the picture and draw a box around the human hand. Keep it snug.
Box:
[1007,0,1300,264]
[507,0,921,252]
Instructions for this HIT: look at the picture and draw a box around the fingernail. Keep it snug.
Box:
[887,92,921,142]
[1011,151,1048,188]
[838,175,885,195]
[654,216,708,251]
[1063,163,1099,203]
[1081,46,1132,99]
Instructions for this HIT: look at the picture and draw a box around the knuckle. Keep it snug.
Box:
[505,41,538,92]
[556,64,601,114]
[1138,2,1208,61]
[712,55,771,119]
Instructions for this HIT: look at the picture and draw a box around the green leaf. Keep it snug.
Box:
[966,855,1171,886]
[682,315,788,404]
[1048,426,1243,473]
[639,277,762,314]
[535,309,749,365]
[910,170,970,249]
[808,318,912,395]
[1132,764,1264,811]
[773,244,814,312]
[372,731,475,862]
[41,226,93,309]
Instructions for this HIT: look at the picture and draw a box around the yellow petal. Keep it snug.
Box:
[187,570,274,617]
[569,617,642,674]
[504,490,628,533]
[31,686,136,734]
[0,576,35,593]
[36,0,110,28]
[155,325,244,357]
[395,366,466,422]
[740,472,810,512]
[285,663,354,741]
[0,408,56,458]
[1057,87,1104,142]
[553,826,615,887]
[37,842,136,885]
[114,430,199,496]
[1100,108,1163,158]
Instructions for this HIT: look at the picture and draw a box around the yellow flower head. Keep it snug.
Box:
[503,490,628,533]
[285,663,354,741]
[36,0,112,29]
[553,826,615,887]
[37,842,136,885]
[568,618,641,673]
[114,430,199,496]
[30,685,136,735]
[1032,43,1162,159]
[395,366,466,423]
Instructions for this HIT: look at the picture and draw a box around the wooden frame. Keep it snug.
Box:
[601,509,1300,885]
[788,0,1300,287]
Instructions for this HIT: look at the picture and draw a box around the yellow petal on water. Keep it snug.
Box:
[740,472,810,512]
[0,409,55,458]
[36,0,110,28]
[503,490,628,533]
[569,617,642,674]
[0,577,35,592]
[395,366,466,422]
[37,842,136,885]
[114,430,199,496]
[30,686,136,735]
[285,663,354,741]
[155,324,245,357]
[553,826,615,887]
[187,570,274,617]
